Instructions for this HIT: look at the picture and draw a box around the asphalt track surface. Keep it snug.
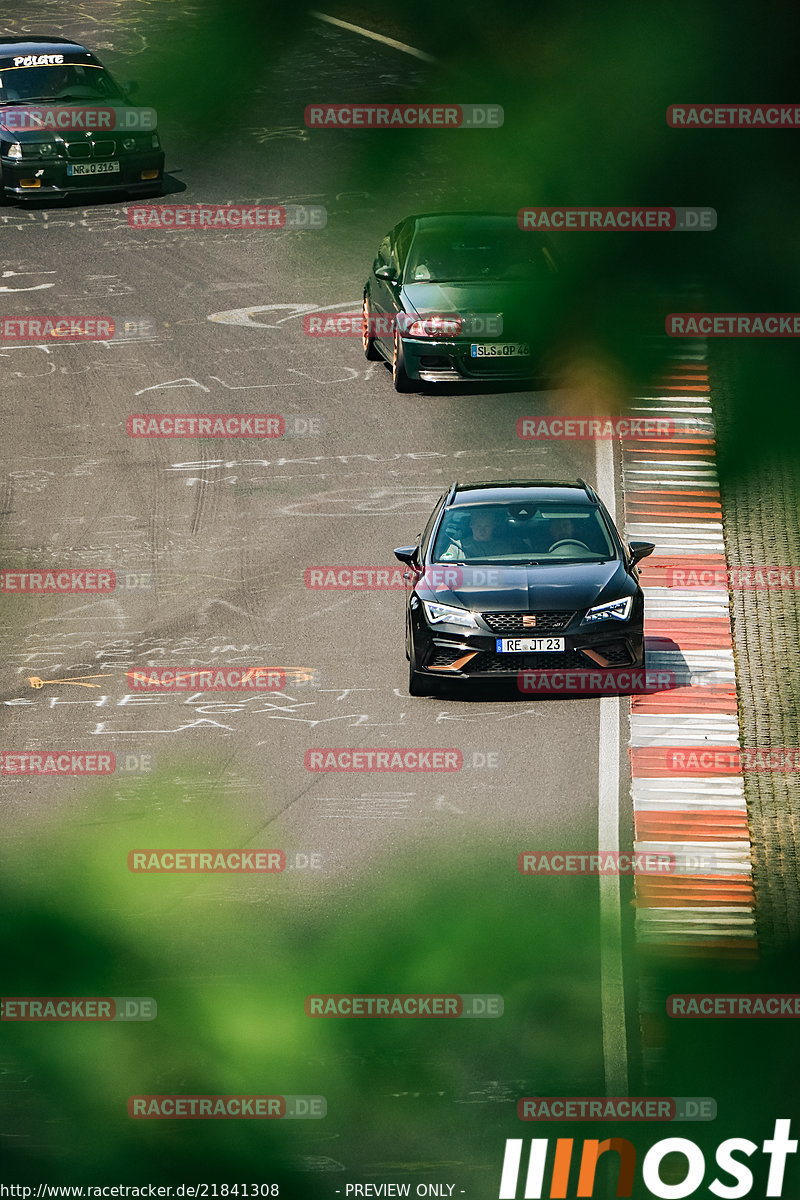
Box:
[0,4,639,1184]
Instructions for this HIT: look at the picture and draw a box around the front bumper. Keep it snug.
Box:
[1,151,165,197]
[399,335,542,383]
[410,603,645,678]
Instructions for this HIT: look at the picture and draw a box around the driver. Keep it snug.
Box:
[42,64,73,97]
[546,517,584,548]
[523,514,591,554]
[440,508,519,560]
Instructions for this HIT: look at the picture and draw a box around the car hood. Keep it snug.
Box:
[0,100,133,139]
[416,559,631,613]
[400,280,549,333]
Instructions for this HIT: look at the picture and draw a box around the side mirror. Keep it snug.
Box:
[375,264,397,282]
[629,540,655,565]
[121,80,139,96]
[394,546,419,567]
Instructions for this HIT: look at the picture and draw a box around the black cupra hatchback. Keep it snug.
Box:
[394,479,654,695]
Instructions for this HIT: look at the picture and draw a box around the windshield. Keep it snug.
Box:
[404,223,551,283]
[431,502,616,565]
[0,62,122,103]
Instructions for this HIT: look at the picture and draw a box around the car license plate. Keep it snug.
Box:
[470,342,530,357]
[66,161,120,176]
[496,637,565,653]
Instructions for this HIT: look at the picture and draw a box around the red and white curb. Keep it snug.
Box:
[622,351,756,966]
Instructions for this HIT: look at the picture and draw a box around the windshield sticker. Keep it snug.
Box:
[11,54,64,67]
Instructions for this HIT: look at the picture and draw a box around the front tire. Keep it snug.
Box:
[409,660,435,696]
[362,294,381,360]
[392,329,414,392]
[408,641,435,696]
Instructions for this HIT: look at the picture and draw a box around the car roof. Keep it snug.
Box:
[449,481,597,507]
[408,212,530,231]
[0,39,93,64]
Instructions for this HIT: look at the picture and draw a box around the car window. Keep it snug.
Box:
[375,235,392,268]
[431,502,615,564]
[0,61,121,102]
[419,494,445,555]
[405,223,551,284]
[519,507,615,560]
[395,221,414,275]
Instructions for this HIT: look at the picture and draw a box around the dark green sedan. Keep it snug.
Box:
[362,212,558,391]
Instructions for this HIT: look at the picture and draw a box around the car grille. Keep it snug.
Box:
[482,611,574,633]
[598,641,634,666]
[428,648,469,669]
[469,649,589,673]
[62,140,117,159]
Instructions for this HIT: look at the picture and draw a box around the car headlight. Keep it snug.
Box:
[402,315,462,338]
[6,141,56,159]
[122,132,160,150]
[422,600,478,628]
[581,596,633,624]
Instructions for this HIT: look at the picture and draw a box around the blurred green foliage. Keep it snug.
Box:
[2,770,799,1184]
[1,770,608,1181]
